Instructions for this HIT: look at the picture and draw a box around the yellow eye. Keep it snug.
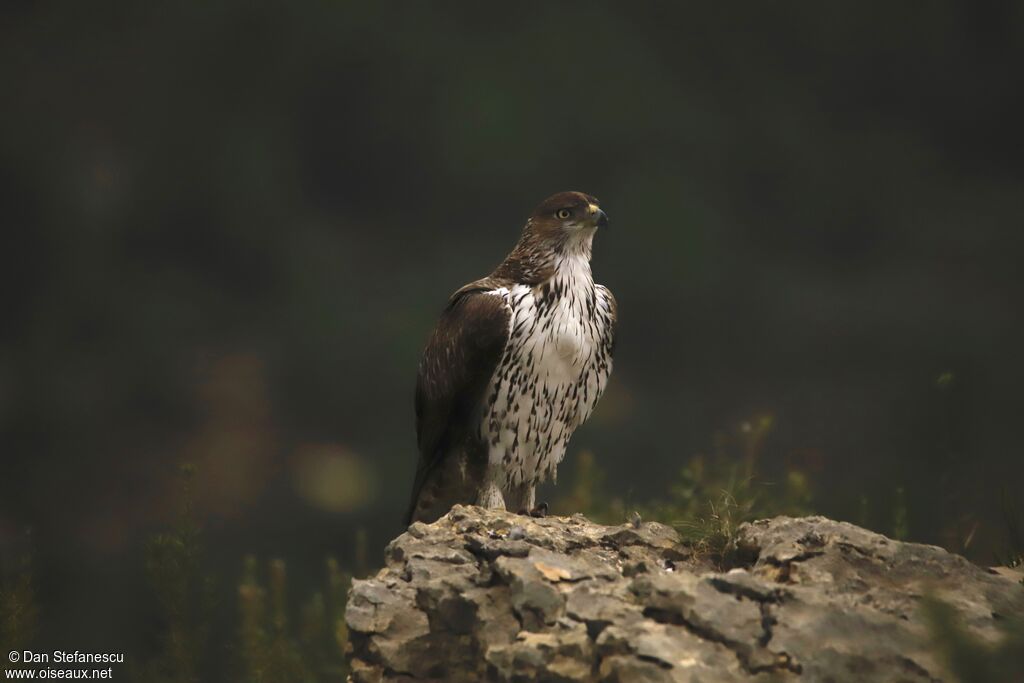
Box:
[556,208,572,220]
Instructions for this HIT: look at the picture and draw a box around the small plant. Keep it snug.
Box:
[237,557,307,683]
[0,539,37,673]
[647,415,812,564]
[237,556,350,683]
[323,558,351,678]
[137,464,217,683]
[891,485,910,541]
[140,464,357,682]
[558,414,815,567]
[671,487,749,567]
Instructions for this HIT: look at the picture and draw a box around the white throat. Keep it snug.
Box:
[553,231,595,290]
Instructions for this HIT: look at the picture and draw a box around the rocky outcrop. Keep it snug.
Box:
[345,506,1023,682]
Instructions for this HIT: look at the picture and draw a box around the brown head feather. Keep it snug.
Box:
[490,191,606,286]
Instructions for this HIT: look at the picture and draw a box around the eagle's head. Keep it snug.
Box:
[496,191,608,282]
[526,191,609,245]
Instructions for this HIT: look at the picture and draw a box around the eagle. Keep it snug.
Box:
[405,191,617,524]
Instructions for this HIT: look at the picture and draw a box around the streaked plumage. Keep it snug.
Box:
[405,192,616,524]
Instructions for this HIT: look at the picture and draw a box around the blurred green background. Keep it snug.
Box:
[1,0,1022,670]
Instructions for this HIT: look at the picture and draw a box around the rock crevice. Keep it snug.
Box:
[346,507,1023,682]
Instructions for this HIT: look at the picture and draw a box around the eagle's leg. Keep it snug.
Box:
[509,483,547,517]
[507,482,536,514]
[477,464,507,510]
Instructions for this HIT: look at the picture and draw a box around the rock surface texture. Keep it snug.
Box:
[346,506,1023,682]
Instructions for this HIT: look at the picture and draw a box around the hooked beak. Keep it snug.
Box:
[588,203,609,230]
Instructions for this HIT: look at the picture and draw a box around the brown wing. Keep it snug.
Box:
[404,284,511,524]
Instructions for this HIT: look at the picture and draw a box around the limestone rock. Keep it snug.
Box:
[346,507,1024,682]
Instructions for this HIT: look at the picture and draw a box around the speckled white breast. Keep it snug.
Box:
[479,264,614,489]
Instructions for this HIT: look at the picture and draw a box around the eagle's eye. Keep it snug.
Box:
[555,208,572,220]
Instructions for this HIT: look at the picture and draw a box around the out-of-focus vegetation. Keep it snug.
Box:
[0,547,37,676]
[135,466,351,683]
[235,556,350,683]
[135,465,216,683]
[924,597,1024,683]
